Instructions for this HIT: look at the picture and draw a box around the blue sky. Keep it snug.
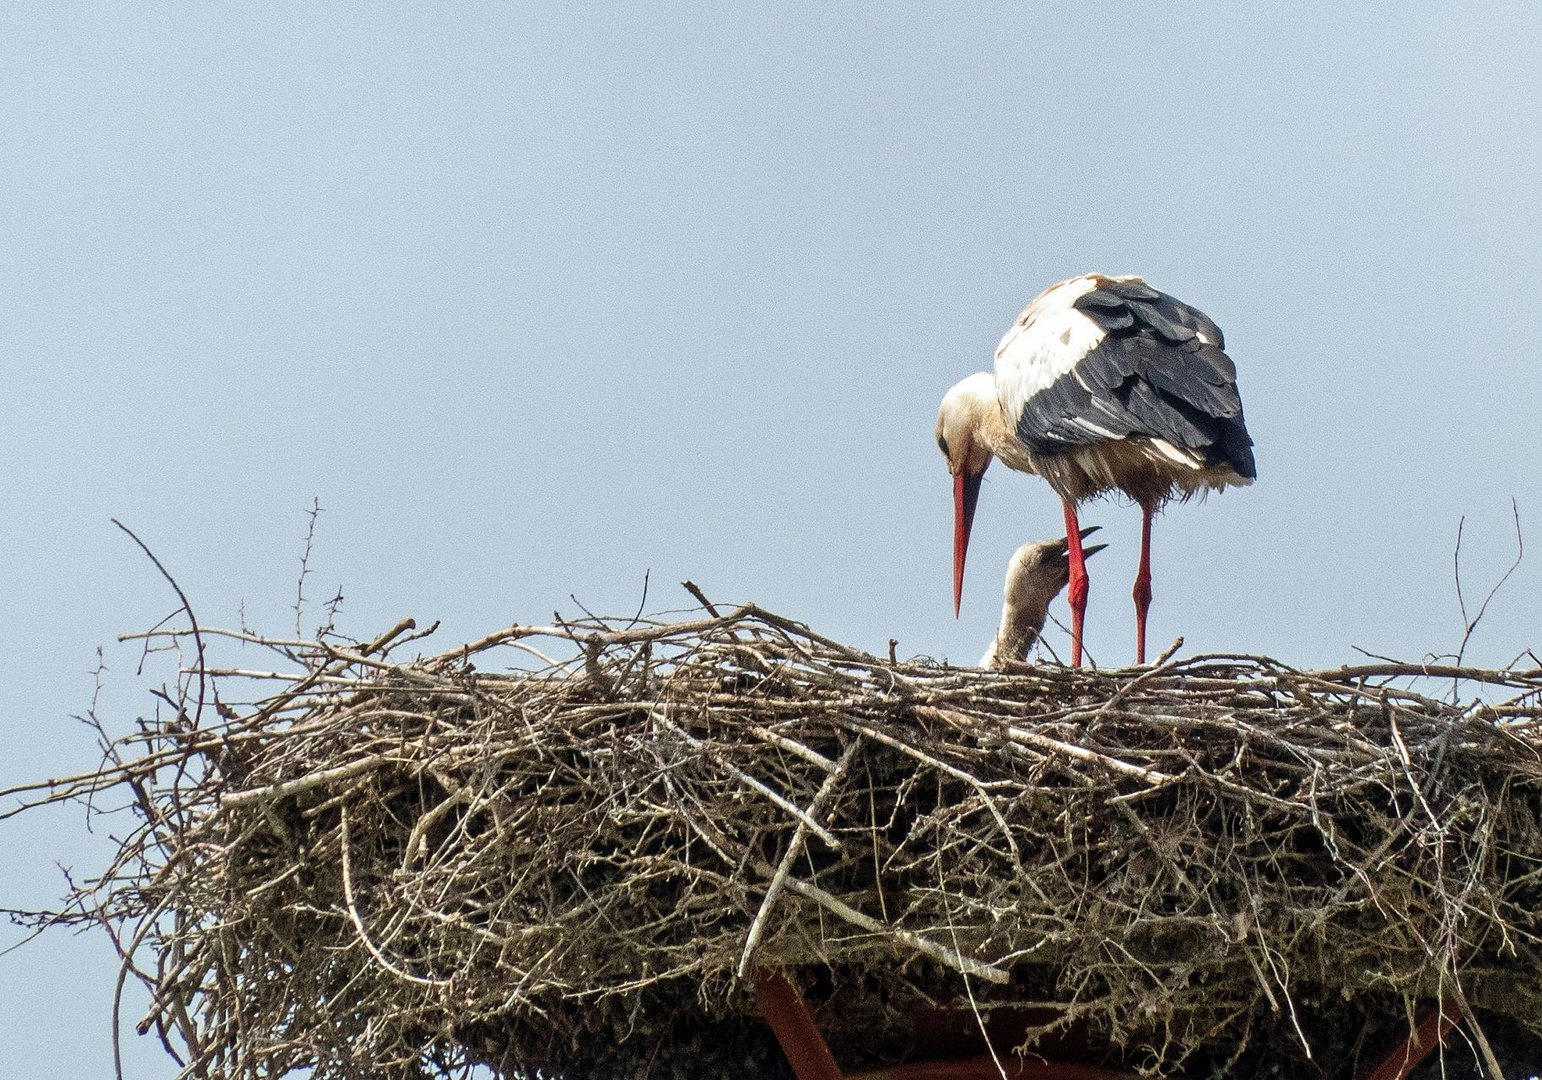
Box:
[3,3,1540,1075]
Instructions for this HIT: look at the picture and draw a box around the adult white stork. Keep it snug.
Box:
[979,528,1107,670]
[937,274,1254,667]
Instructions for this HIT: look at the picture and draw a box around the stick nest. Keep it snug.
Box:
[12,604,1542,1079]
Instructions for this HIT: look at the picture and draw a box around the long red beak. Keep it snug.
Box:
[952,471,983,617]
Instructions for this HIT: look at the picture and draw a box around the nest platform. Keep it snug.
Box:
[8,603,1542,1079]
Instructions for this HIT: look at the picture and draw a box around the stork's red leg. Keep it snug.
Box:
[1062,502,1089,668]
[1132,498,1156,664]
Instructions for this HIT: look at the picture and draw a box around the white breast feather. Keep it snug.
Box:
[993,276,1107,435]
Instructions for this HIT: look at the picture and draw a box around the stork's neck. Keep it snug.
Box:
[981,589,1055,668]
[972,392,1017,463]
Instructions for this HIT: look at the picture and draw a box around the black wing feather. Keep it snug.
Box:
[1106,280,1226,348]
[1125,300,1196,344]
[1105,280,1162,302]
[1141,344,1242,419]
[1079,306,1134,332]
[1015,283,1255,479]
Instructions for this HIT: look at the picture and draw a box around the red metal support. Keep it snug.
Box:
[1361,999,1461,1080]
[848,1057,1130,1080]
[757,968,1461,1080]
[754,968,1130,1080]
[843,1000,1463,1080]
[754,968,846,1080]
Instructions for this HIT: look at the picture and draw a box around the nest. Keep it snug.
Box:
[10,602,1542,1079]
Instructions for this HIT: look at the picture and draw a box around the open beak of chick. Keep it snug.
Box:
[1048,525,1108,569]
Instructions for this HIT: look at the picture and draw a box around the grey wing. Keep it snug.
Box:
[1014,280,1255,479]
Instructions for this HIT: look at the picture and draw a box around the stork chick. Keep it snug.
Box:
[981,528,1107,670]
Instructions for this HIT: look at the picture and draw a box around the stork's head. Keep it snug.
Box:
[981,528,1107,669]
[1004,528,1108,614]
[936,372,999,616]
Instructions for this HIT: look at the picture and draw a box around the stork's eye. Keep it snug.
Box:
[936,434,949,457]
